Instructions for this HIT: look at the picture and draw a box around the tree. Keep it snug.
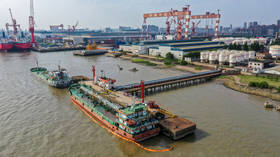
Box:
[165,52,174,60]
[242,42,249,51]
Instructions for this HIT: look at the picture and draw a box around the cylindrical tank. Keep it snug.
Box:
[209,53,216,64]
[229,54,237,67]
[200,52,205,62]
[249,51,256,60]
[219,53,226,65]
[269,45,280,58]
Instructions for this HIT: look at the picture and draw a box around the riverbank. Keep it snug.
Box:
[107,51,210,73]
[217,76,280,101]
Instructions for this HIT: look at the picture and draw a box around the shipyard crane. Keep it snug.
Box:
[66,21,79,46]
[191,20,201,37]
[142,4,221,40]
[29,0,36,44]
[6,8,21,38]
[50,24,64,31]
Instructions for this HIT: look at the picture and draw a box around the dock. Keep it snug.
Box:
[114,70,221,96]
[32,46,85,53]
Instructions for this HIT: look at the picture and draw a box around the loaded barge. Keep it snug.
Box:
[69,66,196,143]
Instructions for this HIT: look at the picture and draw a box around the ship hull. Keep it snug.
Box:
[70,95,160,142]
[10,43,32,52]
[0,43,13,51]
[0,43,32,52]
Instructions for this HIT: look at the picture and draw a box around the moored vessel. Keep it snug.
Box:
[31,66,71,88]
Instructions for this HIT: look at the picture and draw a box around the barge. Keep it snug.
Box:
[69,82,160,142]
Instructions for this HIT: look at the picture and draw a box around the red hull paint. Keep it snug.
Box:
[0,43,13,51]
[70,96,160,142]
[14,43,32,49]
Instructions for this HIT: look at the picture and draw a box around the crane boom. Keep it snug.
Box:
[29,0,35,44]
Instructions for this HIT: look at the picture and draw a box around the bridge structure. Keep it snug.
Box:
[113,70,222,97]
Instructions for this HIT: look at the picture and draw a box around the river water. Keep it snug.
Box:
[0,51,279,157]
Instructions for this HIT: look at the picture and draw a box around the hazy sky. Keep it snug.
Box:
[0,0,279,30]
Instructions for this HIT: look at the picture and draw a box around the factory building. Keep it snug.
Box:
[200,50,256,67]
[248,60,274,72]
[120,39,223,60]
[269,45,280,58]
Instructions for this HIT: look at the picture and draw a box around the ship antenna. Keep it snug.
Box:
[58,60,61,71]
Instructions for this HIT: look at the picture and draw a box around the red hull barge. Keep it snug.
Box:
[70,95,160,142]
[0,43,13,51]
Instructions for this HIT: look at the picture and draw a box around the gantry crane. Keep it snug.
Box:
[50,24,64,31]
[142,4,221,40]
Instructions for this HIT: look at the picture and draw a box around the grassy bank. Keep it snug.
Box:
[131,58,157,66]
[238,75,280,88]
[218,76,280,101]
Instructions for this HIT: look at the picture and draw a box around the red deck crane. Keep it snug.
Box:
[29,0,36,44]
[142,4,221,40]
[6,8,21,39]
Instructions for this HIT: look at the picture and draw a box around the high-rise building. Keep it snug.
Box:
[244,22,247,29]
[277,20,280,26]
[253,21,258,26]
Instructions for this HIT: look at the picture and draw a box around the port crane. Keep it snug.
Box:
[142,4,221,40]
[50,24,64,31]
[29,0,36,44]
[65,21,79,46]
[6,8,21,40]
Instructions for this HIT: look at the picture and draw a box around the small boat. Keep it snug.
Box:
[31,65,72,88]
[276,105,280,112]
[129,68,138,72]
[264,101,274,109]
[117,65,123,71]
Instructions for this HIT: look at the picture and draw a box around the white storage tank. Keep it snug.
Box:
[209,53,216,64]
[269,45,280,58]
[249,51,256,60]
[229,54,237,67]
[219,53,226,65]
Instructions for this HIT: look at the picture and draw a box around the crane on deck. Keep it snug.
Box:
[6,8,21,40]
[142,4,221,40]
[29,0,36,45]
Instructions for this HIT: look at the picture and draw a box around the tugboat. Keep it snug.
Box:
[31,65,71,88]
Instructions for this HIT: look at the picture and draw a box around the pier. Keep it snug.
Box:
[113,70,221,96]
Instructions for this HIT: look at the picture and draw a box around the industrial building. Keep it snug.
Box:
[120,40,223,60]
[269,45,280,58]
[248,60,274,72]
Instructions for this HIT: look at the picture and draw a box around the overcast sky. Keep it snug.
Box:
[0,0,279,30]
